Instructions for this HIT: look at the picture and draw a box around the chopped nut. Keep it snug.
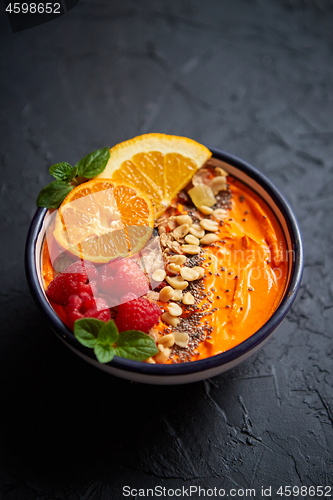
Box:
[171,289,183,301]
[159,286,175,302]
[167,263,181,275]
[209,176,227,195]
[181,244,201,255]
[167,219,177,231]
[180,267,200,281]
[161,312,180,327]
[154,348,171,364]
[188,224,205,238]
[158,226,166,235]
[146,291,160,301]
[175,215,192,226]
[200,219,219,232]
[184,234,200,246]
[182,292,195,305]
[173,331,189,348]
[152,269,166,282]
[192,266,205,279]
[198,205,214,215]
[200,233,220,245]
[166,275,188,290]
[173,223,190,239]
[215,167,228,177]
[145,357,156,364]
[167,302,183,317]
[169,240,183,254]
[192,168,211,186]
[168,254,187,265]
[212,208,228,221]
[160,232,168,247]
[157,333,175,348]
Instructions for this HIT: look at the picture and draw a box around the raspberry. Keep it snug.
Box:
[153,280,167,292]
[115,296,161,333]
[98,258,149,300]
[46,260,97,305]
[66,292,111,329]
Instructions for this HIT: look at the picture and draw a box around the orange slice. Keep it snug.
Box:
[98,134,212,218]
[53,179,154,263]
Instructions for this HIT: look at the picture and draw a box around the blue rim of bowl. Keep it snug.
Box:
[25,148,304,377]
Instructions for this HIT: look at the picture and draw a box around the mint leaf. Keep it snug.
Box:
[36,180,73,208]
[97,321,119,346]
[114,330,159,361]
[94,343,115,364]
[74,318,102,348]
[75,147,110,178]
[49,163,77,182]
[73,319,158,364]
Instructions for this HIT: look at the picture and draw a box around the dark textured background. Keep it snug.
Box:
[0,1,332,498]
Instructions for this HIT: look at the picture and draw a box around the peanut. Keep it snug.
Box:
[212,208,228,221]
[154,348,171,364]
[167,263,181,275]
[167,302,183,317]
[157,333,175,348]
[198,205,213,215]
[152,269,166,282]
[173,331,189,348]
[166,275,188,290]
[168,254,187,265]
[145,357,156,364]
[171,289,183,301]
[188,224,205,239]
[173,223,190,239]
[192,266,205,279]
[182,292,195,305]
[184,234,200,246]
[159,286,175,302]
[209,176,227,195]
[175,215,193,226]
[180,267,199,281]
[200,219,219,232]
[161,312,180,327]
[181,244,201,255]
[200,233,220,245]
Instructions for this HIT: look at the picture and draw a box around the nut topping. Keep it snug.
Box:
[182,292,195,305]
[167,302,183,317]
[161,312,180,327]
[181,244,201,255]
[173,331,189,348]
[173,223,190,239]
[166,275,189,290]
[188,224,205,239]
[175,215,192,226]
[180,267,200,281]
[200,233,220,245]
[152,269,166,282]
[200,219,219,232]
[184,234,200,246]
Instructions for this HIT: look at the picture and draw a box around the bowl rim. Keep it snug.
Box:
[25,147,304,377]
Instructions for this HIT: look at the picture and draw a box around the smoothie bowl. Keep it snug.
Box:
[25,134,303,385]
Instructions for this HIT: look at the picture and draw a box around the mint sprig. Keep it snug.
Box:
[36,147,110,209]
[73,318,158,364]
[49,162,77,182]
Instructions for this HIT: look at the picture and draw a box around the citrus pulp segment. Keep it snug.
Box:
[53,179,154,263]
[97,134,212,218]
